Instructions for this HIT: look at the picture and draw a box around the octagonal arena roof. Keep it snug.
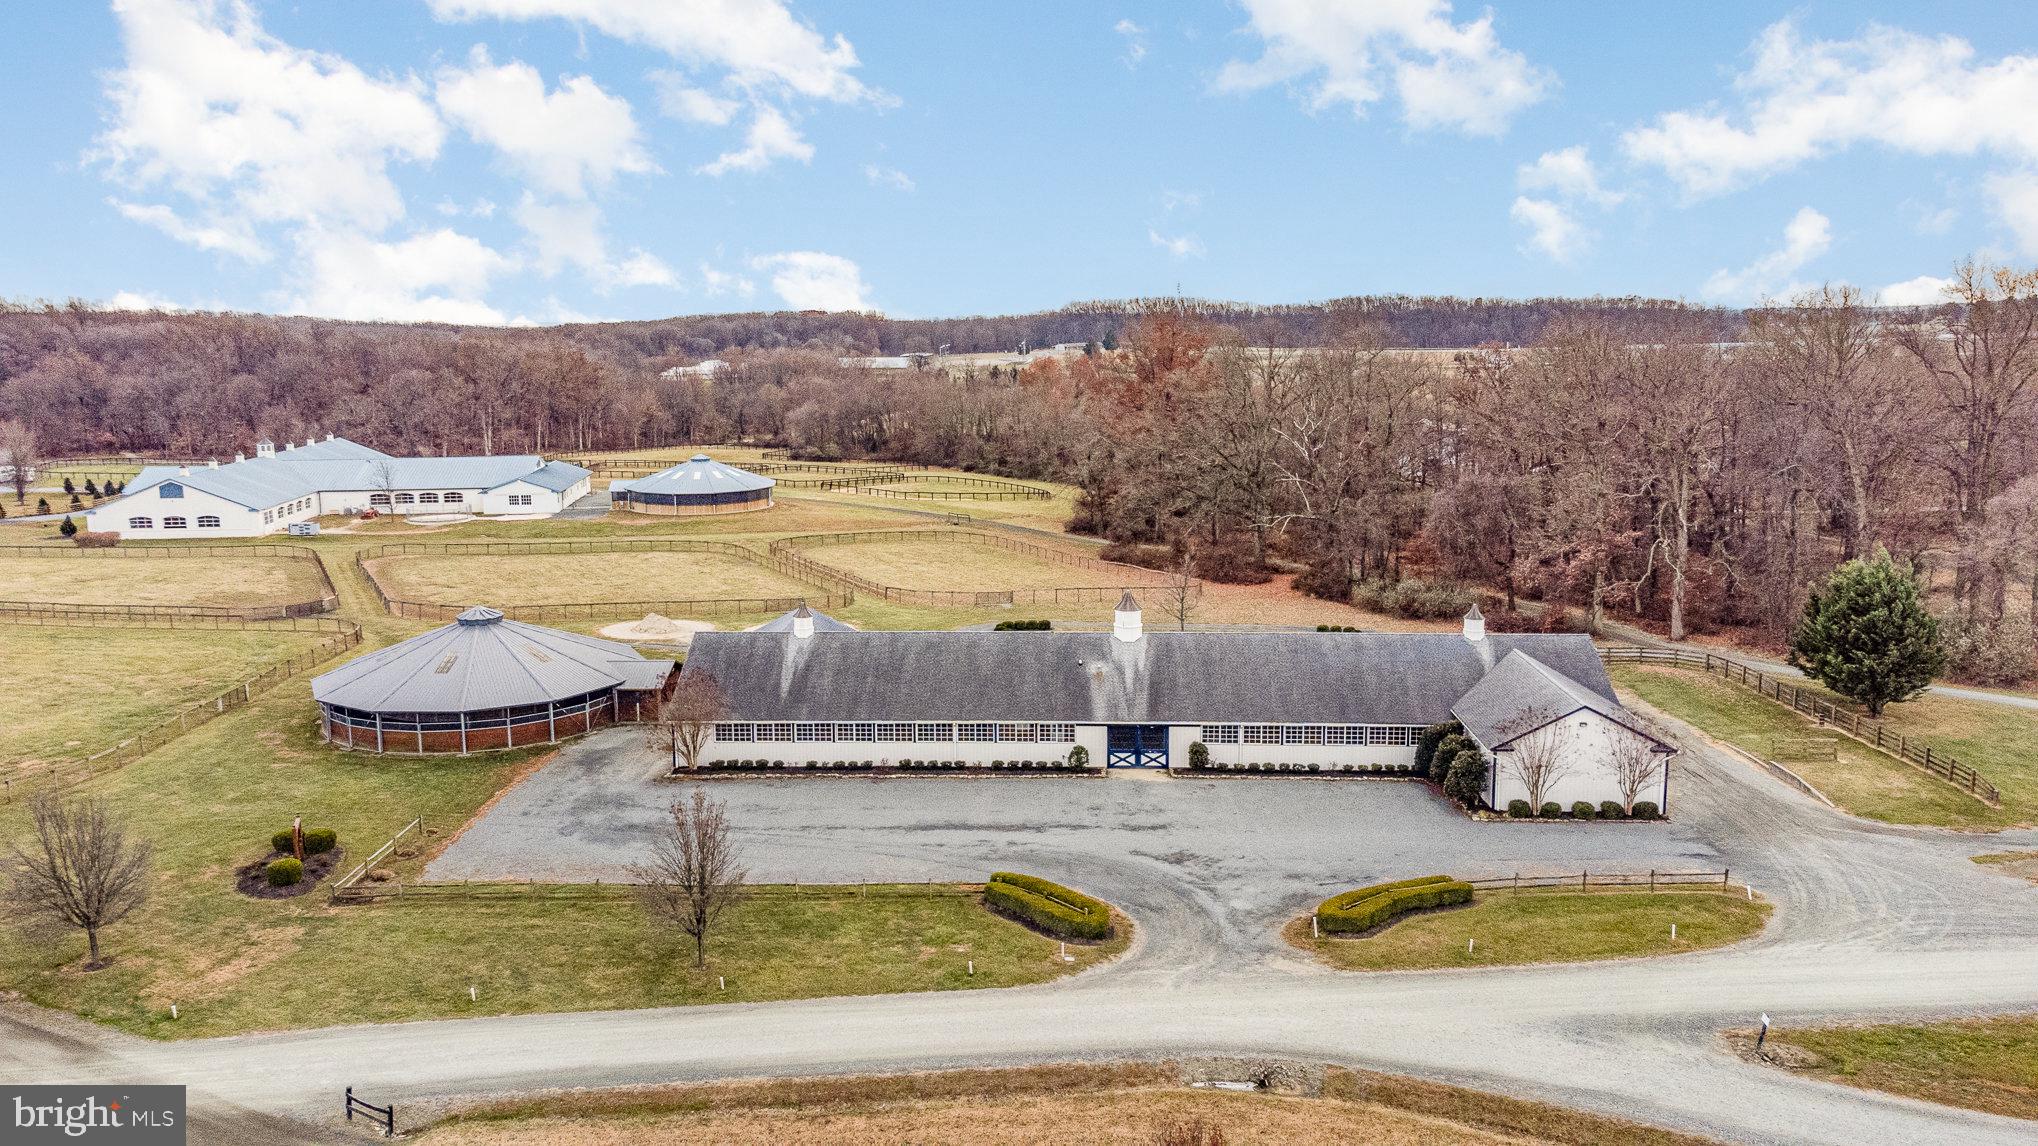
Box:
[312,606,672,712]
[609,454,775,498]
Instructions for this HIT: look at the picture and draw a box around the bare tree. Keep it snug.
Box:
[1157,549,1201,631]
[369,459,398,514]
[633,788,745,968]
[648,672,727,774]
[0,419,37,506]
[1496,708,1572,811]
[4,793,152,969]
[1609,730,1667,815]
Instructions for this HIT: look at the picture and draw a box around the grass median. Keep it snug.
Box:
[1289,887,1771,971]
[1762,1014,2038,1122]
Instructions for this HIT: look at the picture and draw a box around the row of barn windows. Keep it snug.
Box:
[715,721,1078,744]
[263,496,313,524]
[369,491,466,506]
[127,515,222,529]
[321,690,612,732]
[1198,725,1426,746]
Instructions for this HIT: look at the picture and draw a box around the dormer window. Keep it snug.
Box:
[160,481,184,499]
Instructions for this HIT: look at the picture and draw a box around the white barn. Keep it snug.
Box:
[680,598,1674,813]
[86,435,592,539]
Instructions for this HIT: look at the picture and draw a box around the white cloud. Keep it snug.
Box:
[428,0,874,103]
[111,200,269,261]
[1878,274,1953,305]
[1702,206,1833,302]
[1216,0,1551,135]
[434,197,498,218]
[698,262,755,298]
[1160,189,1201,213]
[1623,21,2038,198]
[699,105,813,175]
[749,251,872,311]
[1114,18,1147,68]
[862,163,914,192]
[1509,196,1583,262]
[1148,228,1205,259]
[513,195,675,289]
[288,229,516,324]
[435,46,655,199]
[652,72,740,125]
[1516,146,1622,207]
[95,0,442,234]
[1985,171,2038,255]
[1908,202,1957,235]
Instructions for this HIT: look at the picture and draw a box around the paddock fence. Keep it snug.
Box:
[1598,645,2000,805]
[0,541,341,617]
[1464,869,1737,893]
[353,537,852,622]
[857,474,1052,501]
[0,607,356,633]
[2,620,364,801]
[766,527,1180,608]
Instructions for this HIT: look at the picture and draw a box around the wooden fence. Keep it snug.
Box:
[3,621,364,801]
[1465,869,1735,893]
[354,537,851,621]
[0,542,340,618]
[767,527,1172,608]
[1599,645,2000,805]
[0,609,356,634]
[859,475,1051,501]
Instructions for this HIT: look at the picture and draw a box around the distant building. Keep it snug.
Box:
[660,359,727,379]
[85,434,591,538]
[838,354,929,369]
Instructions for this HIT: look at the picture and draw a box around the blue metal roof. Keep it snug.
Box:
[610,454,774,498]
[109,437,589,511]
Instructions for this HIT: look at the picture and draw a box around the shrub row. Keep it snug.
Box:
[1188,760,1422,776]
[1505,799,1661,820]
[984,871,1111,940]
[269,826,337,855]
[701,758,1095,773]
[993,619,1052,631]
[1350,578,1477,620]
[1314,624,1363,632]
[1315,874,1473,935]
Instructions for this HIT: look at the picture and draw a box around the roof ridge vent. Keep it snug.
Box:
[1463,602,1485,642]
[456,605,505,625]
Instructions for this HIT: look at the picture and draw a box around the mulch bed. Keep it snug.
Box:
[234,847,346,900]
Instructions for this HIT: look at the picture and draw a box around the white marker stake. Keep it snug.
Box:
[1311,917,1319,939]
[1468,938,1475,954]
[1746,885,1753,901]
[170,1004,178,1020]
[469,986,477,1002]
[719,976,726,991]
[967,960,974,976]
[1670,923,1678,940]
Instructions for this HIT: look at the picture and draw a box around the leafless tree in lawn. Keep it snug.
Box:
[1158,549,1201,631]
[4,792,152,969]
[1497,707,1572,811]
[633,788,745,968]
[1610,730,1666,815]
[648,673,726,774]
[0,419,36,505]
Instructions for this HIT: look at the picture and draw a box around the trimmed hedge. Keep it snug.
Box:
[1631,800,1661,820]
[1571,801,1596,820]
[303,827,338,855]
[1507,799,1533,818]
[1539,802,1563,818]
[993,619,1052,631]
[1599,801,1624,820]
[984,871,1111,940]
[1315,874,1473,934]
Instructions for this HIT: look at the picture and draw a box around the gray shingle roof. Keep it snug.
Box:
[609,454,774,498]
[750,605,857,633]
[312,606,670,712]
[118,437,588,511]
[681,630,1617,724]
[1451,649,1657,749]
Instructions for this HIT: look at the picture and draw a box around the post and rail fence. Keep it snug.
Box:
[1598,644,2000,805]
[1463,869,1735,893]
[344,1087,395,1137]
[766,527,1177,608]
[0,542,341,618]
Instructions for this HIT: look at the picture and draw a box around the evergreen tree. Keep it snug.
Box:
[36,497,49,515]
[84,478,99,497]
[1413,721,1461,779]
[1789,550,1945,716]
[58,515,77,538]
[62,477,74,495]
[67,493,82,510]
[1443,747,1487,809]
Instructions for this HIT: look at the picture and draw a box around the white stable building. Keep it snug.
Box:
[87,435,591,539]
[680,598,1673,812]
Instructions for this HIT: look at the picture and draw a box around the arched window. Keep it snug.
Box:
[441,491,464,503]
[416,492,439,503]
[369,493,391,506]
[197,515,221,528]
[162,516,188,529]
[127,516,153,529]
[394,493,415,504]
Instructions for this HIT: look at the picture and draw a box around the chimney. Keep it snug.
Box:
[177,465,190,476]
[235,452,246,463]
[207,458,218,468]
[791,602,816,640]
[325,432,334,441]
[1113,591,1143,643]
[284,440,295,451]
[1462,602,1486,642]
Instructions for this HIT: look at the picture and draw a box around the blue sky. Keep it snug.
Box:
[5,1,2038,324]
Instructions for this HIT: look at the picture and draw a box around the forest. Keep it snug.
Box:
[0,272,2030,682]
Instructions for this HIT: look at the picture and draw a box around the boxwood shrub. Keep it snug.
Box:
[1507,799,1532,818]
[1315,874,1472,935]
[303,827,337,854]
[1571,801,1596,820]
[984,871,1111,940]
[1599,801,1624,820]
[1631,800,1661,820]
[265,857,303,887]
[1539,801,1563,818]
[271,829,295,854]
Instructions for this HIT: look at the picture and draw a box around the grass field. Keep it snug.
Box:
[1766,1014,2038,1122]
[797,537,1168,592]
[1289,888,1771,971]
[0,554,330,609]
[0,626,333,769]
[1608,664,2019,829]
[368,551,818,608]
[417,1063,1716,1146]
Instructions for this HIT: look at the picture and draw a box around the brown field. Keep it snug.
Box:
[367,551,815,607]
[0,554,328,609]
[797,537,1171,592]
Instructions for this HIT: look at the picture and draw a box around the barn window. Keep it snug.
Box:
[442,491,463,503]
[394,493,415,504]
[756,723,794,742]
[914,723,954,742]
[714,723,756,742]
[159,482,183,499]
[997,723,1037,743]
[1242,726,1280,745]
[1323,727,1361,745]
[876,723,914,741]
[958,723,996,742]
[417,492,439,504]
[1041,723,1076,743]
[127,516,153,529]
[795,723,834,742]
[508,493,534,507]
[197,515,221,528]
[837,722,877,742]
[369,493,392,506]
[162,516,187,529]
[1200,725,1240,744]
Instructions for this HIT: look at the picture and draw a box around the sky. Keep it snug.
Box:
[5,1,2038,325]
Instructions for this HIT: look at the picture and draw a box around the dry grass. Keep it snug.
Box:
[797,537,1171,592]
[367,551,816,607]
[418,1063,1718,1146]
[1971,850,2038,882]
[0,554,328,609]
[1765,1014,2038,1122]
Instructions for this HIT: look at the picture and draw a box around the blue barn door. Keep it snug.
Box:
[1107,724,1170,768]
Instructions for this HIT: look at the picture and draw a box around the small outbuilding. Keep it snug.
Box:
[608,453,775,516]
[312,606,676,754]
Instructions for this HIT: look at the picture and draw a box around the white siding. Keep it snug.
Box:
[88,485,267,538]
[1488,710,1668,811]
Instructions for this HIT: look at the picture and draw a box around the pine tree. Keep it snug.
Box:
[35,497,49,515]
[58,515,77,538]
[67,493,82,510]
[62,477,74,495]
[1443,747,1487,809]
[84,478,99,497]
[1789,550,1945,716]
